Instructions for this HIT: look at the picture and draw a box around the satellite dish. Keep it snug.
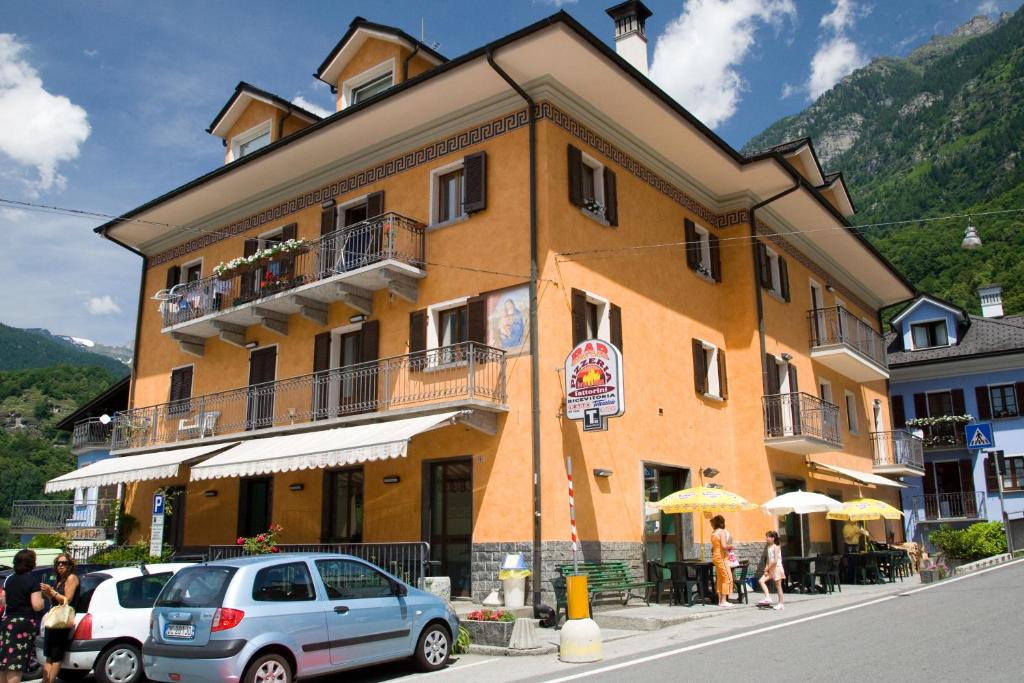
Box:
[99,414,112,425]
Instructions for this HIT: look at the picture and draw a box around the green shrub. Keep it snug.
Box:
[90,540,172,565]
[453,626,471,654]
[28,532,70,551]
[929,522,1007,561]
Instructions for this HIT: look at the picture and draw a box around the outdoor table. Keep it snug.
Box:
[679,560,716,605]
[843,552,887,584]
[784,556,818,593]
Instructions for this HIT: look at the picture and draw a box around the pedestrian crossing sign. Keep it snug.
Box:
[965,422,994,450]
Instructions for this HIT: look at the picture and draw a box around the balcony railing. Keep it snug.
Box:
[72,417,113,452]
[161,212,425,328]
[112,342,506,451]
[912,420,968,450]
[808,306,888,371]
[913,491,986,521]
[871,430,925,471]
[763,392,842,447]
[10,499,118,537]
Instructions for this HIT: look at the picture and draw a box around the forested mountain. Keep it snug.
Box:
[744,10,1024,316]
[0,323,130,375]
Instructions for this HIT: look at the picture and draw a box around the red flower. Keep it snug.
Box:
[236,537,245,545]
[270,546,280,553]
[256,534,267,542]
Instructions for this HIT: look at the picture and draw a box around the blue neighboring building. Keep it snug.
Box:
[886,286,1024,548]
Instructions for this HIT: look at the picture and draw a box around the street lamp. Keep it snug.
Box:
[961,217,982,250]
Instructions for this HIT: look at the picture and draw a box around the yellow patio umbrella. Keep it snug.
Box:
[826,498,904,521]
[657,486,758,559]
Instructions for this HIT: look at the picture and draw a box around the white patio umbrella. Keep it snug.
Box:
[761,490,843,557]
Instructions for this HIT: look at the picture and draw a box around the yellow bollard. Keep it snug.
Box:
[566,574,589,620]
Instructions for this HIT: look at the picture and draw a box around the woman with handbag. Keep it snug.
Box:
[710,515,735,607]
[0,549,45,683]
[39,554,79,683]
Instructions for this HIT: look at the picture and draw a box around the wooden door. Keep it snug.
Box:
[246,347,277,429]
[428,459,473,597]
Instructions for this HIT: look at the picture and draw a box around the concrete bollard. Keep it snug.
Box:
[559,617,603,662]
[509,618,541,650]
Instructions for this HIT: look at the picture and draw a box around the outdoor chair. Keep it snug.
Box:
[859,553,882,585]
[827,555,843,592]
[731,561,750,604]
[667,562,703,606]
[810,555,833,593]
[890,550,910,581]
[550,576,567,629]
[646,561,670,604]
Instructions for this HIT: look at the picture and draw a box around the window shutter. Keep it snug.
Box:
[975,386,992,421]
[958,459,973,493]
[1016,383,1024,416]
[570,288,587,345]
[788,364,799,394]
[913,393,927,419]
[366,190,385,218]
[165,265,181,290]
[609,303,622,352]
[717,349,728,400]
[757,243,771,289]
[357,320,380,412]
[778,256,791,302]
[467,295,487,344]
[891,395,906,428]
[280,223,297,241]
[313,332,331,419]
[463,152,487,214]
[409,309,427,354]
[240,238,259,295]
[923,461,936,497]
[984,454,998,493]
[951,388,966,416]
[360,320,379,362]
[765,355,780,394]
[603,166,618,226]
[684,219,699,270]
[320,205,337,235]
[710,233,722,282]
[567,144,583,207]
[692,339,707,395]
[168,366,193,415]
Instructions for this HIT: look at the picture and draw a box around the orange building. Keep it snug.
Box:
[54,5,918,604]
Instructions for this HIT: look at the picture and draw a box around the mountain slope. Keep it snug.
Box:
[743,11,1024,315]
[0,323,130,375]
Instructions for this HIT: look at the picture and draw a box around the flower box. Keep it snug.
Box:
[462,619,515,648]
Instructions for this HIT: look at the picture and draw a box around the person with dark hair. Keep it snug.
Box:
[757,531,786,610]
[39,554,79,683]
[0,549,44,683]
[709,515,734,607]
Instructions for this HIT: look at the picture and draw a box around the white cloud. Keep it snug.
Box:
[83,49,98,58]
[86,295,121,316]
[292,95,331,119]
[535,0,577,6]
[0,34,90,194]
[978,1,999,14]
[805,1,868,99]
[649,0,796,129]
[780,82,799,99]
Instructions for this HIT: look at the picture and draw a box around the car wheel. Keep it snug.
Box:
[415,624,451,672]
[244,654,292,683]
[95,642,143,683]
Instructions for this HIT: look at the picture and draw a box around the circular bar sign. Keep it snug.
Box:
[564,339,624,422]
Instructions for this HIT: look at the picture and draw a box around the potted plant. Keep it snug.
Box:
[919,558,948,583]
[462,609,517,647]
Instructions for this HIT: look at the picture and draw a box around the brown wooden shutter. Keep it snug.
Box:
[169,366,193,402]
[280,223,297,241]
[710,234,722,282]
[951,388,966,416]
[975,386,992,420]
[313,332,331,419]
[609,303,622,352]
[240,238,259,296]
[1016,383,1024,416]
[717,349,728,400]
[320,204,337,235]
[567,144,583,207]
[684,219,699,270]
[463,152,487,214]
[788,364,799,394]
[571,288,587,345]
[359,320,380,410]
[891,395,906,428]
[313,333,331,373]
[166,265,181,290]
[984,454,998,493]
[692,339,707,395]
[603,166,618,226]
[958,459,974,493]
[366,190,385,218]
[409,309,427,354]
[756,243,771,289]
[765,355,780,394]
[923,461,936,497]
[913,392,927,419]
[467,295,487,344]
[778,256,791,302]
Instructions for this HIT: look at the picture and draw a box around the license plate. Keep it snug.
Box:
[164,623,195,639]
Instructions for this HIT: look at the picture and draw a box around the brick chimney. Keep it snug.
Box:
[978,284,1003,318]
[606,1,652,75]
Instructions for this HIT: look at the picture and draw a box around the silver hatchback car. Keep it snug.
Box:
[143,554,458,683]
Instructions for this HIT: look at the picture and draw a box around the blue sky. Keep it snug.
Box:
[0,0,1018,344]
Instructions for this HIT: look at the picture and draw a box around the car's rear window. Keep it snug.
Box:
[78,573,111,613]
[156,566,237,608]
[116,572,173,609]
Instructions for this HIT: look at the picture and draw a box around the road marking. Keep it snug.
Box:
[424,657,500,678]
[542,557,1024,682]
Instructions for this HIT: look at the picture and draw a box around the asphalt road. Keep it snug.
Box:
[537,559,1024,683]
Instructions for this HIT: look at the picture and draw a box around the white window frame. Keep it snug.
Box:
[988,383,1020,419]
[578,152,606,217]
[428,160,468,228]
[341,58,396,109]
[698,340,723,400]
[910,318,950,350]
[425,296,470,370]
[229,120,272,162]
[765,247,782,298]
[844,390,859,435]
[581,291,611,341]
[693,224,713,280]
[818,378,833,404]
[181,258,204,284]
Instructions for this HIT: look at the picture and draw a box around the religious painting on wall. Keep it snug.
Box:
[486,285,530,357]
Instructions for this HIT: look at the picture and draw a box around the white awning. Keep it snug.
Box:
[190,411,461,481]
[811,462,907,488]
[44,442,238,493]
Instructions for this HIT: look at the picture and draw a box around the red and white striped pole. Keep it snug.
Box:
[567,455,579,573]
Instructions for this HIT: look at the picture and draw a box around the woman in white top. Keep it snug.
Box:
[757,530,786,610]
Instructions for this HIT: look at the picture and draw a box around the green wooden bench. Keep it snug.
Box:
[557,561,654,609]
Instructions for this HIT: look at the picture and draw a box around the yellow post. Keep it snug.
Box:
[566,575,590,620]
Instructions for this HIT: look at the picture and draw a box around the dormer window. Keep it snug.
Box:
[352,73,393,104]
[911,320,949,349]
[231,120,272,161]
[342,60,395,108]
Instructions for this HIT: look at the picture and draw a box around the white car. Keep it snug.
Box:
[36,563,193,683]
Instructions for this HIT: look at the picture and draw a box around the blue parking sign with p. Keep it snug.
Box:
[965,422,994,450]
[153,493,165,515]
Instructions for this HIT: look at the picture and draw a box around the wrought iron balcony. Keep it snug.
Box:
[910,420,968,450]
[10,499,118,538]
[871,430,925,476]
[71,417,113,453]
[808,306,889,382]
[763,392,842,454]
[912,491,986,522]
[111,342,507,452]
[159,212,426,354]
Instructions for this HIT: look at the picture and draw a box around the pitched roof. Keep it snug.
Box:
[886,314,1024,366]
[207,82,323,138]
[314,16,447,86]
[54,375,131,432]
